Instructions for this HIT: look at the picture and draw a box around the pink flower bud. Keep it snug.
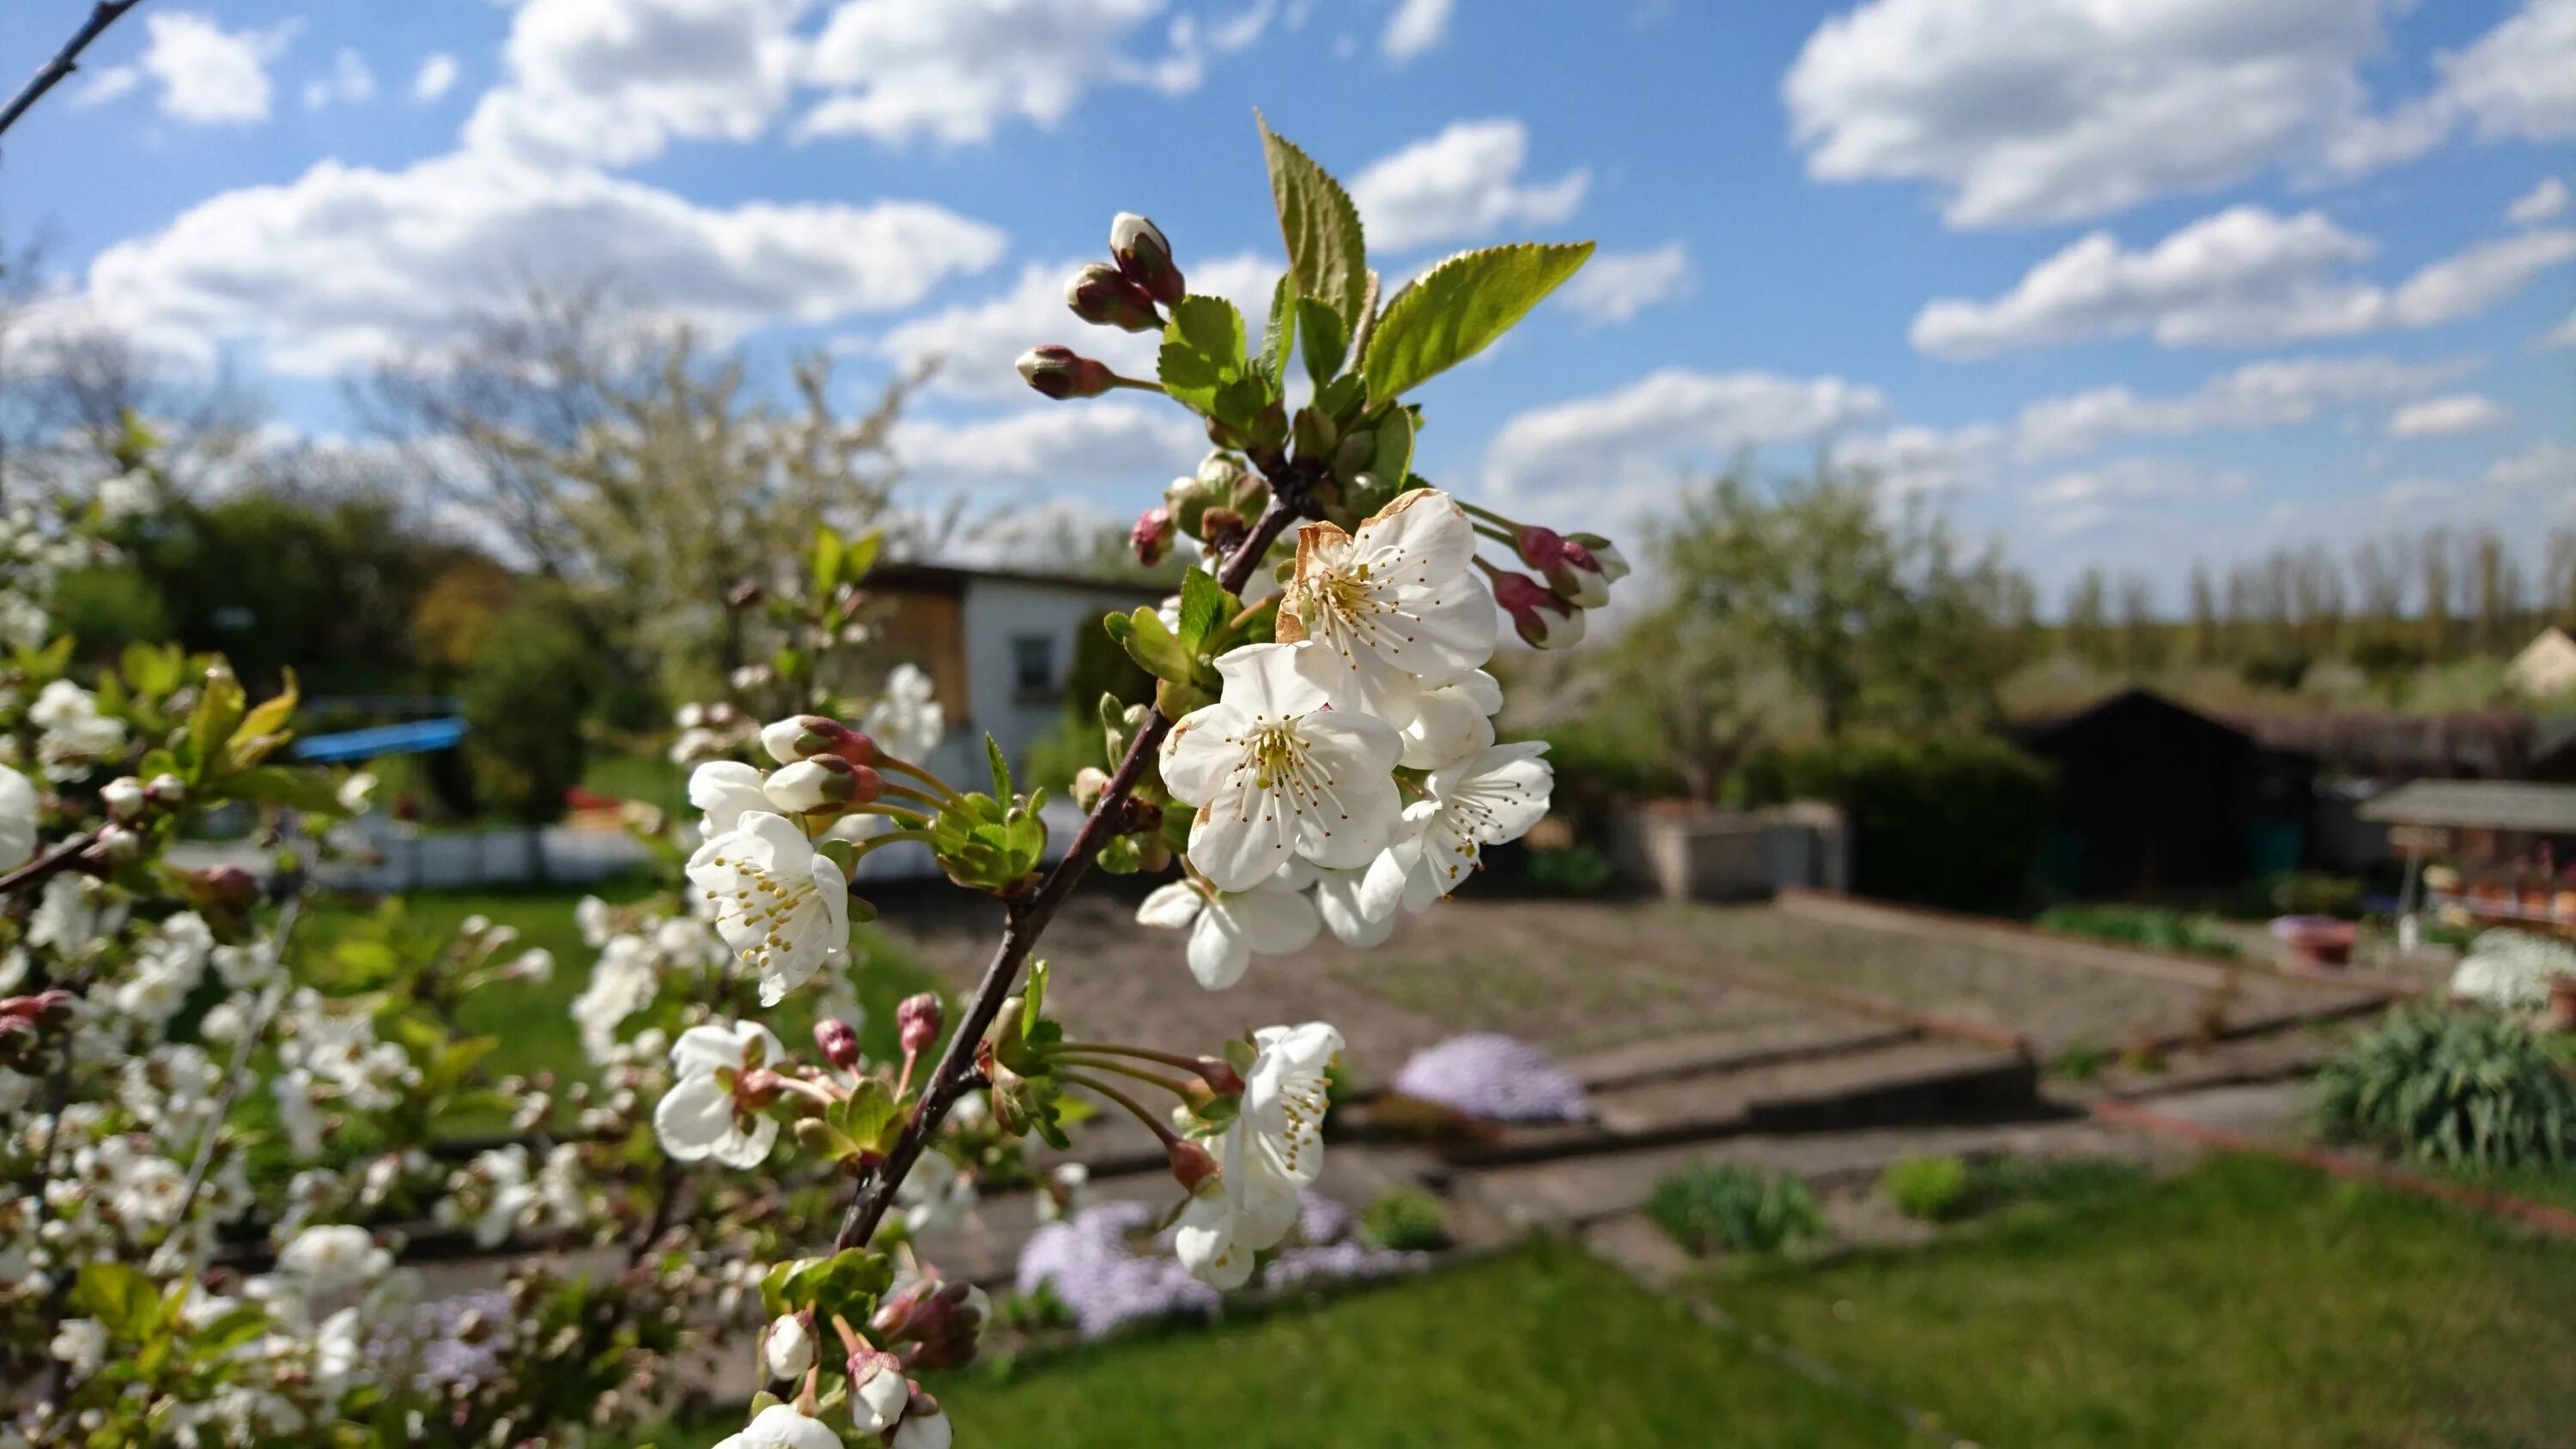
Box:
[1511,524,1567,573]
[1016,345,1116,400]
[1199,506,1247,559]
[197,864,258,906]
[1131,506,1176,567]
[1544,538,1611,609]
[1110,212,1186,307]
[814,1017,861,1071]
[896,993,943,1057]
[1564,531,1629,583]
[764,756,876,815]
[1168,1137,1220,1191]
[1492,571,1587,650]
[1065,262,1163,333]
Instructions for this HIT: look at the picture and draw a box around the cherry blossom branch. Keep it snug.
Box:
[827,477,1307,1253]
[0,1,147,141]
[0,828,100,900]
[172,884,311,1232]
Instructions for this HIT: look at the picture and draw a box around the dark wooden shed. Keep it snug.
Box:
[2008,688,2314,897]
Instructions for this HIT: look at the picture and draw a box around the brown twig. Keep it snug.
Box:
[0,828,100,900]
[827,479,1306,1253]
[0,2,148,141]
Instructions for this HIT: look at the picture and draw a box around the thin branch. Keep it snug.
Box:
[0,828,100,899]
[827,479,1305,1254]
[0,2,148,142]
[170,888,310,1230]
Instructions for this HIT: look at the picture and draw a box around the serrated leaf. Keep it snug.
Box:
[1157,295,1250,417]
[1115,607,1198,684]
[1260,272,1297,389]
[986,734,1013,802]
[1362,242,1594,403]
[1176,569,1226,655]
[1297,296,1349,385]
[1260,114,1369,336]
[1370,406,1414,488]
[836,1079,900,1155]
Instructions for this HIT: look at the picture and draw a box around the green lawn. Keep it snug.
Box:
[1716,1153,2576,1448]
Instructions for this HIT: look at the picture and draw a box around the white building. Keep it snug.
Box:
[2508,627,2576,700]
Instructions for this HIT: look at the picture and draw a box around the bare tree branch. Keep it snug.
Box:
[0,1,148,141]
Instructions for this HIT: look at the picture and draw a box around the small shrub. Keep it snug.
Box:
[2036,904,2239,960]
[1646,1165,1826,1255]
[1959,1156,2148,1215]
[2314,1006,2576,1173]
[2267,871,2365,919]
[1879,1155,1971,1222]
[1523,843,1614,896]
[2054,1039,2110,1082]
[1359,1188,1451,1252]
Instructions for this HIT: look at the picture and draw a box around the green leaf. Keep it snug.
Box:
[1176,570,1226,656]
[1023,960,1051,1039]
[811,526,844,594]
[1361,242,1594,403]
[1259,272,1297,389]
[220,765,345,815]
[986,734,1013,803]
[186,664,248,772]
[842,530,883,585]
[74,1262,162,1340]
[835,1078,900,1155]
[1157,294,1250,417]
[1113,607,1198,684]
[1370,406,1415,489]
[1259,113,1369,336]
[1297,296,1348,385]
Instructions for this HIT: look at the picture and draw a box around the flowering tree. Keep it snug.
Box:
[0,112,1628,1447]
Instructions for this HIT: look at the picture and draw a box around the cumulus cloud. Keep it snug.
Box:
[1912,206,2576,355]
[870,252,1280,402]
[1382,0,1453,64]
[1558,243,1690,324]
[2540,309,2576,349]
[1483,369,1886,518]
[464,0,807,166]
[2386,395,2507,436]
[2026,457,2245,537]
[797,0,1268,146]
[2012,354,2476,461]
[412,53,461,104]
[1784,0,2387,227]
[1349,119,1588,252]
[892,403,1205,490]
[70,150,1006,376]
[303,48,376,111]
[2506,178,2569,226]
[2324,0,2576,175]
[1832,421,2008,499]
[139,10,299,124]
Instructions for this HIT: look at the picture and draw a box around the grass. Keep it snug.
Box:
[2034,902,2240,959]
[1713,1153,2576,1448]
[639,1245,1911,1449]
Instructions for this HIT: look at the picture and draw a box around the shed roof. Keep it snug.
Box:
[2355,779,2576,834]
[292,717,469,763]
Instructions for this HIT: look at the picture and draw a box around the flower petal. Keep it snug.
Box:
[1136,881,1206,929]
[652,1075,733,1161]
[1187,908,1254,990]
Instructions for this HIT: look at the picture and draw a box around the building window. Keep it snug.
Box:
[1012,634,1057,699]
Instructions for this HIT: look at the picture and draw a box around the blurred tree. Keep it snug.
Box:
[2063,568,2111,670]
[458,591,602,878]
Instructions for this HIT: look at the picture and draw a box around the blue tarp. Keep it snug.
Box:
[290,717,469,763]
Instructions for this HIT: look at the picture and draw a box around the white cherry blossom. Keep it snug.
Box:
[0,763,37,870]
[688,761,772,839]
[1397,668,1502,771]
[865,663,945,762]
[1136,876,1321,990]
[714,1404,846,1449]
[1173,1022,1341,1289]
[1159,642,1402,893]
[653,1021,787,1169]
[893,1404,954,1449]
[687,811,849,1005]
[1363,742,1555,917]
[1278,488,1496,724]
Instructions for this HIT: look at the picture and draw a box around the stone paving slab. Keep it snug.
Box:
[1565,1017,1917,1091]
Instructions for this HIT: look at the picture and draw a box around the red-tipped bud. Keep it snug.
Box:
[193,864,259,908]
[1492,570,1587,650]
[1168,1137,1220,1192]
[764,755,878,815]
[1065,262,1163,333]
[1131,506,1176,567]
[1071,766,1111,812]
[897,992,943,1057]
[1512,524,1567,573]
[814,1016,862,1071]
[1199,506,1247,560]
[1565,531,1630,583]
[727,579,766,609]
[1111,213,1186,308]
[1542,537,1610,609]
[1016,344,1116,400]
[761,713,864,765]
[1193,1056,1244,1096]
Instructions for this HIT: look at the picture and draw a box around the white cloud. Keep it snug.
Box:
[1784,0,2387,227]
[871,252,1279,402]
[1913,206,2576,355]
[139,10,299,125]
[797,0,1267,146]
[303,48,376,110]
[1348,119,1588,253]
[1483,368,1886,519]
[1382,0,1453,64]
[2486,438,2576,498]
[2026,457,2244,537]
[72,151,1006,376]
[464,0,806,167]
[2507,177,2569,226]
[2327,0,2576,174]
[412,53,461,104]
[70,65,140,108]
[2540,308,2576,349]
[1558,243,1689,324]
[2012,354,2476,460]
[893,403,1204,489]
[2386,394,2507,437]
[1832,421,2007,499]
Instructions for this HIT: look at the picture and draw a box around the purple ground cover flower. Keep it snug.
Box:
[1389,1033,1589,1122]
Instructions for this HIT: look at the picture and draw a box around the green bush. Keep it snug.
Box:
[1522,843,1614,897]
[2314,1006,2576,1173]
[1359,1188,1451,1252]
[1645,1165,1826,1255]
[2266,872,2365,919]
[459,596,602,834]
[1880,1155,1971,1222]
[2037,904,2239,959]
[1738,731,2055,911]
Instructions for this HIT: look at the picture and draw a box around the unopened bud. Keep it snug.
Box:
[85,824,141,865]
[1199,506,1246,559]
[1565,531,1630,582]
[197,864,258,907]
[764,756,878,815]
[1512,524,1567,573]
[1071,767,1111,812]
[1545,537,1612,609]
[1492,571,1587,650]
[100,777,145,822]
[145,773,187,809]
[897,992,943,1057]
[1168,1137,1220,1192]
[1065,262,1163,333]
[848,1347,913,1432]
[762,714,864,766]
[814,1016,862,1071]
[762,1313,815,1381]
[727,580,765,609]
[1131,506,1176,567]
[1110,212,1186,307]
[1016,345,1116,400]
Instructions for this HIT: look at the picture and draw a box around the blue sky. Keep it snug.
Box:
[5,0,2571,603]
